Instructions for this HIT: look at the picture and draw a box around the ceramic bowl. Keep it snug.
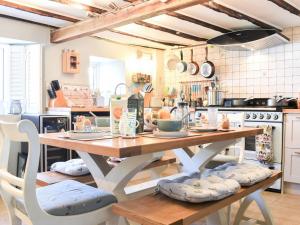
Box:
[157,119,182,132]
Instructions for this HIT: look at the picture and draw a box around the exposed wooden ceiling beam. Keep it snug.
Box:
[51,0,210,43]
[166,11,231,33]
[0,0,80,22]
[93,36,166,51]
[109,29,187,46]
[135,20,206,42]
[49,0,106,15]
[203,1,281,31]
[268,0,300,16]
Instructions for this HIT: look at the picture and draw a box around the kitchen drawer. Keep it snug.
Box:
[285,114,300,148]
[284,148,300,184]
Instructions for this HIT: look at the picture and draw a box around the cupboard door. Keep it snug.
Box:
[285,114,300,148]
[284,148,300,184]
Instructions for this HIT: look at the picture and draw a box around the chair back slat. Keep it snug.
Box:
[0,119,40,200]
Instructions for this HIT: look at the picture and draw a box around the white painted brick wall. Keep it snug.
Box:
[164,27,300,99]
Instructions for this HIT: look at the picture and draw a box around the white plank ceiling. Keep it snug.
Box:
[1,0,300,49]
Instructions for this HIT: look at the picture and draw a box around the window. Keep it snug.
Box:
[89,56,126,106]
[0,44,42,114]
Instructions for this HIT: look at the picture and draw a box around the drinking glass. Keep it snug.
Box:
[208,107,218,128]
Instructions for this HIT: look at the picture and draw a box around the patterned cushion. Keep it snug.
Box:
[157,174,240,203]
[16,180,117,216]
[50,159,90,176]
[204,162,273,186]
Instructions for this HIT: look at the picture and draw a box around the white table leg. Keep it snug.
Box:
[233,190,275,225]
[77,151,162,199]
[207,209,228,225]
[174,140,236,173]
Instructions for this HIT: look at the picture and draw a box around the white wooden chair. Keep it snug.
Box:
[0,119,119,225]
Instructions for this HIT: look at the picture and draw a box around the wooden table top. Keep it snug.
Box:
[112,171,281,225]
[39,128,262,158]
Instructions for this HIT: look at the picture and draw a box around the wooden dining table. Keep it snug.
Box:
[39,127,268,225]
[39,127,262,198]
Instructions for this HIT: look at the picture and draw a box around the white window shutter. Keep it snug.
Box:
[9,45,26,101]
[25,44,42,113]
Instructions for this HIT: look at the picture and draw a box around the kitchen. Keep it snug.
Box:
[0,0,300,225]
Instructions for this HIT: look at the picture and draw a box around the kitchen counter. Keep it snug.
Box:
[46,107,110,113]
[283,109,300,114]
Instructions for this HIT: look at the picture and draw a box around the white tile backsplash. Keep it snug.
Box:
[164,27,300,98]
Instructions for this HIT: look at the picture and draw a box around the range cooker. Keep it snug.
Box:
[195,98,297,192]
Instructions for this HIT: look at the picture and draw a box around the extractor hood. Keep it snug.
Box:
[207,29,289,51]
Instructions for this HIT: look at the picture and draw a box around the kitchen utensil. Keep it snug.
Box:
[64,131,111,140]
[190,126,218,132]
[188,49,199,75]
[276,97,298,107]
[156,119,183,132]
[47,88,56,99]
[207,89,224,106]
[153,129,188,138]
[267,96,277,107]
[166,53,180,71]
[176,50,188,73]
[200,46,215,78]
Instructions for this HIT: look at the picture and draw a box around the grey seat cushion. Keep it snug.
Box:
[158,174,240,203]
[16,180,117,216]
[204,162,273,186]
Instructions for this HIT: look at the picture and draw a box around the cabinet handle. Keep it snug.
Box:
[296,117,300,119]
[294,152,300,155]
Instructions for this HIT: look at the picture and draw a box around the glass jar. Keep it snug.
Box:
[9,100,22,115]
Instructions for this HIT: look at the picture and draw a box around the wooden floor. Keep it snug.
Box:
[1,165,300,225]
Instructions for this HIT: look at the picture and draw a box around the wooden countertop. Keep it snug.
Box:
[39,127,262,158]
[283,109,300,114]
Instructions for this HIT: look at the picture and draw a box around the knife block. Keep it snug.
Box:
[54,90,68,107]
[144,92,153,108]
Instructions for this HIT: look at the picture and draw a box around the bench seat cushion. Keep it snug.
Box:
[50,158,90,176]
[205,162,273,186]
[16,180,117,216]
[157,174,240,203]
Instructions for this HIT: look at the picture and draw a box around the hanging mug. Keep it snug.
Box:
[119,108,140,138]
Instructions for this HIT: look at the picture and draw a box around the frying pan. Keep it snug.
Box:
[200,46,215,78]
[188,49,199,75]
[176,50,188,73]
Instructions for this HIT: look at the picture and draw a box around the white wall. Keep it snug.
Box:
[0,17,50,44]
[44,37,164,107]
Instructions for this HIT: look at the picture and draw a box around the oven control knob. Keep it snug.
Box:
[252,114,257,119]
[245,113,250,119]
[274,114,279,120]
[266,114,271,120]
[259,114,264,119]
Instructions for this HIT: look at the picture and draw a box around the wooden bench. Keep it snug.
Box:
[36,156,176,187]
[112,172,282,225]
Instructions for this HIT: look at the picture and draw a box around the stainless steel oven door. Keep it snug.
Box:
[244,121,283,163]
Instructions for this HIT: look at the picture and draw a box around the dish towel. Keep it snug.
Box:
[255,125,273,163]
